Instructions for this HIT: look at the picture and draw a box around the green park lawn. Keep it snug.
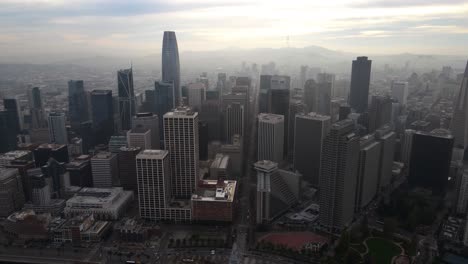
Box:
[365,237,402,264]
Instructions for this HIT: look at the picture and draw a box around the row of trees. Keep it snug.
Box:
[255,240,324,262]
[168,237,226,248]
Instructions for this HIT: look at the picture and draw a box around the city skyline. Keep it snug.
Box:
[1,0,468,60]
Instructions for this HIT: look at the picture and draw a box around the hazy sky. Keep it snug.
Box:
[1,0,468,57]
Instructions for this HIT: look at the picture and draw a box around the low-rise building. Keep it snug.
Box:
[53,214,111,244]
[191,179,237,222]
[2,210,51,241]
[64,187,133,220]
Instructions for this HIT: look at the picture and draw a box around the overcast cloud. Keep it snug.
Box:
[1,0,468,58]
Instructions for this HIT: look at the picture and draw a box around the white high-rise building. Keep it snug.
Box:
[164,106,199,199]
[187,82,206,111]
[451,61,468,149]
[391,81,409,105]
[258,113,284,163]
[132,112,160,149]
[127,128,151,150]
[136,150,173,220]
[48,112,68,144]
[91,152,119,188]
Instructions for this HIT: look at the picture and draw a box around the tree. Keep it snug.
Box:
[383,218,397,238]
[361,215,370,238]
[335,229,350,259]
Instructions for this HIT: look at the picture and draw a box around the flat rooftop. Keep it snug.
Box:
[0,168,18,181]
[192,180,237,202]
[0,150,31,160]
[297,112,330,121]
[67,187,129,206]
[137,149,168,159]
[211,154,229,169]
[258,113,284,122]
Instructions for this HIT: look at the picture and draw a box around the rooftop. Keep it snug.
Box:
[297,112,330,121]
[0,168,19,181]
[67,187,131,206]
[0,150,31,160]
[258,113,284,122]
[254,160,278,172]
[192,180,237,202]
[92,152,115,160]
[211,154,230,169]
[164,106,197,117]
[36,143,67,150]
[137,149,168,159]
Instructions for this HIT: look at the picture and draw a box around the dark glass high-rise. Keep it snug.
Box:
[68,80,89,130]
[349,56,372,113]
[91,90,115,145]
[117,68,135,131]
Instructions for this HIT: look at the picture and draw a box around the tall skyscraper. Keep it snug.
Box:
[132,112,160,149]
[0,168,25,217]
[319,119,360,232]
[316,80,332,115]
[118,68,135,131]
[48,112,68,144]
[257,113,284,163]
[401,129,415,165]
[155,81,175,145]
[119,146,141,194]
[91,152,119,188]
[299,65,308,89]
[391,81,409,106]
[259,75,272,113]
[41,158,66,197]
[294,113,331,186]
[65,155,93,188]
[187,82,206,112]
[451,61,468,149]
[27,86,46,129]
[68,80,89,129]
[349,56,372,113]
[162,31,181,105]
[456,165,468,214]
[216,73,227,95]
[200,98,221,141]
[304,79,317,113]
[409,129,454,195]
[287,99,305,161]
[91,90,114,145]
[127,128,151,150]
[222,93,248,143]
[368,96,393,132]
[355,135,381,212]
[225,102,245,143]
[3,98,22,133]
[136,149,171,221]
[269,75,291,154]
[164,106,199,199]
[33,144,69,167]
[0,110,18,153]
[375,126,396,191]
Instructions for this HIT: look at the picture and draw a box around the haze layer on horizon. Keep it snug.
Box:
[1,0,468,58]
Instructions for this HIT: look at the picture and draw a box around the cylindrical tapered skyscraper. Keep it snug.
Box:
[162,31,181,106]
